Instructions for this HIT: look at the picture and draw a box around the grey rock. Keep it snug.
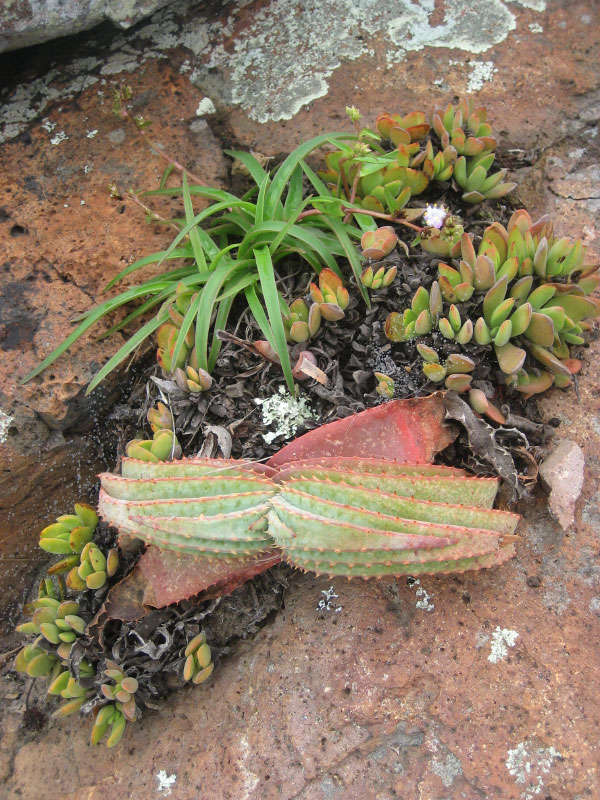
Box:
[0,0,174,53]
[539,438,585,531]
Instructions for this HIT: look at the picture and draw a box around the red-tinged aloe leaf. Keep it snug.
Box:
[273,457,466,477]
[268,393,456,468]
[102,547,281,619]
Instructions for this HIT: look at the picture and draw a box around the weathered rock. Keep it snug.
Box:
[0,1,174,53]
[0,0,599,796]
[539,439,586,531]
[0,60,227,628]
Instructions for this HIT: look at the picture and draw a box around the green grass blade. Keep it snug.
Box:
[159,164,175,190]
[254,246,294,392]
[283,165,304,217]
[255,175,269,226]
[170,290,203,369]
[86,308,170,395]
[208,295,235,370]
[103,247,193,291]
[100,288,173,338]
[245,285,277,351]
[158,199,255,268]
[269,195,314,255]
[224,150,270,187]
[182,173,208,271]
[217,271,259,302]
[22,283,171,383]
[266,132,351,219]
[194,261,246,371]
[300,159,330,196]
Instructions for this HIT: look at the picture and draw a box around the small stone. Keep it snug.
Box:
[526,575,541,588]
[539,439,585,531]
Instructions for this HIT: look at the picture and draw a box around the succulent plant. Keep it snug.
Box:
[38,503,98,556]
[90,704,128,748]
[431,99,515,204]
[319,141,429,215]
[360,226,398,261]
[309,268,350,321]
[16,596,86,647]
[182,632,214,685]
[375,112,430,145]
[283,298,322,343]
[100,660,139,722]
[374,372,395,398]
[98,456,518,578]
[453,152,516,204]
[66,541,119,592]
[432,98,496,158]
[125,428,182,462]
[418,214,464,258]
[385,209,600,398]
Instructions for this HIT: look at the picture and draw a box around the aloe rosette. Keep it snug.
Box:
[99,456,518,579]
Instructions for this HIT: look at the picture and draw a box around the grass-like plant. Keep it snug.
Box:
[23,133,372,394]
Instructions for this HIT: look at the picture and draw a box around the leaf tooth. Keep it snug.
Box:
[275,457,466,479]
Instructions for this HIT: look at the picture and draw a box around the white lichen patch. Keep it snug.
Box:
[0,410,14,443]
[254,387,315,444]
[410,578,434,611]
[0,0,547,140]
[196,97,216,116]
[528,22,543,32]
[466,60,498,92]
[86,129,99,138]
[41,117,56,133]
[430,752,463,788]
[506,740,561,800]
[317,586,343,613]
[488,626,519,663]
[155,769,176,796]
[50,130,68,145]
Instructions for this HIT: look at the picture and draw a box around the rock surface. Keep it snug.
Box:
[0,0,599,797]
[0,0,174,53]
[539,439,586,530]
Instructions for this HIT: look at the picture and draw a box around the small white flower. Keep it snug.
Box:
[423,204,448,229]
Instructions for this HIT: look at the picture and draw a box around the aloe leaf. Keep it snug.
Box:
[273,492,503,543]
[120,457,272,479]
[101,472,275,500]
[281,479,519,533]
[275,458,466,478]
[254,246,294,392]
[268,505,501,563]
[275,466,498,507]
[287,549,515,577]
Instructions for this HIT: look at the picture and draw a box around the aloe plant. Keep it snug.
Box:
[98,455,518,579]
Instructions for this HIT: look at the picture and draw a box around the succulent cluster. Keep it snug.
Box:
[14,494,216,748]
[125,427,182,463]
[98,455,519,578]
[282,269,350,344]
[182,632,214,685]
[385,209,600,406]
[319,99,513,221]
[431,100,516,203]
